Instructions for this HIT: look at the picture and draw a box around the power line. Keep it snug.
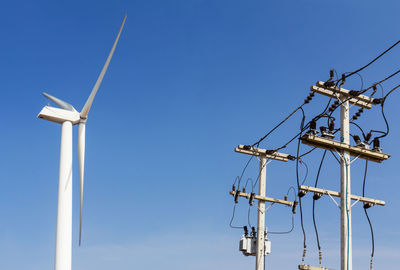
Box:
[295,108,307,264]
[339,40,400,82]
[252,102,307,147]
[326,68,400,121]
[362,160,374,270]
[229,203,243,230]
[268,186,297,235]
[312,150,327,266]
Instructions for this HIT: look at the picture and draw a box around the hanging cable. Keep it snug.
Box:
[295,107,307,263]
[245,178,255,228]
[367,83,400,141]
[383,82,400,100]
[268,186,297,235]
[362,160,374,270]
[229,203,243,229]
[247,204,252,228]
[375,102,389,139]
[312,150,327,266]
[244,178,254,193]
[300,159,309,186]
[236,155,254,192]
[350,122,366,140]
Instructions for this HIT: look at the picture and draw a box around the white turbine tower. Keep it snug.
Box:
[38,15,126,270]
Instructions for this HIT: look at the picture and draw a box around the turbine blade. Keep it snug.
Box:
[80,15,127,119]
[78,122,86,246]
[42,92,77,112]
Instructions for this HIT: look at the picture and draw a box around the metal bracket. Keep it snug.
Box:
[350,154,360,164]
[329,150,341,164]
[351,197,361,208]
[327,193,340,209]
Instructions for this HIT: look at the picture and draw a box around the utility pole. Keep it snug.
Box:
[299,81,390,270]
[340,95,351,270]
[256,156,267,270]
[232,145,296,270]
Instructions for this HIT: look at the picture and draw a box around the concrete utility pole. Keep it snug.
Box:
[340,96,352,270]
[232,145,295,270]
[256,156,267,270]
[299,81,390,270]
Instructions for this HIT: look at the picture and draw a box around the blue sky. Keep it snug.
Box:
[1,0,400,269]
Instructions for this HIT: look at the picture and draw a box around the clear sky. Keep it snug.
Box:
[1,0,400,269]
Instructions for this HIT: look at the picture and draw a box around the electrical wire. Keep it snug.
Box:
[252,72,335,149]
[268,215,295,235]
[299,159,309,185]
[370,83,400,140]
[252,103,307,147]
[350,122,366,139]
[273,64,400,157]
[312,150,327,266]
[244,178,254,192]
[245,178,255,228]
[350,71,364,90]
[328,72,365,121]
[383,82,400,100]
[295,107,307,263]
[230,174,254,230]
[268,186,297,235]
[273,99,333,153]
[252,158,267,190]
[248,204,252,228]
[338,40,400,82]
[362,160,374,270]
[229,203,243,229]
[299,147,317,158]
[375,102,390,139]
[236,155,255,191]
[327,68,400,120]
[254,84,332,155]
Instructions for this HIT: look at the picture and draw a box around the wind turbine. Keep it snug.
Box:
[38,15,126,270]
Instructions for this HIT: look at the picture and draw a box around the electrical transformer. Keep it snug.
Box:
[239,235,271,256]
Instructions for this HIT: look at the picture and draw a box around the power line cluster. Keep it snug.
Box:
[229,39,400,269]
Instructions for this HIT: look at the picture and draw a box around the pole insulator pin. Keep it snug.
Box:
[298,190,307,198]
[251,226,256,237]
[243,226,249,236]
[324,81,335,87]
[363,202,373,209]
[292,200,298,214]
[340,73,346,85]
[234,190,240,203]
[243,145,252,150]
[249,192,255,205]
[313,193,323,200]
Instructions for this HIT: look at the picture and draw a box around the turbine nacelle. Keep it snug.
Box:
[38,92,80,124]
[38,105,81,125]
